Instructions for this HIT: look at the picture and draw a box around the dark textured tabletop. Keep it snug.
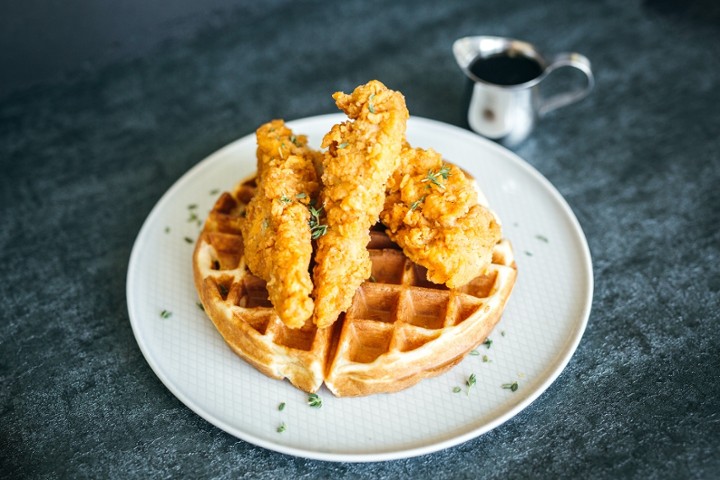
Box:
[2,0,719,478]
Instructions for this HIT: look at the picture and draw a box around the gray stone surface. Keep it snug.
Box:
[1,0,719,478]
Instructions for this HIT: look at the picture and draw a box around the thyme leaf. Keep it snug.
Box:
[368,93,376,114]
[307,393,322,408]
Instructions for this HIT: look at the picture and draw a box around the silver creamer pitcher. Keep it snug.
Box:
[453,36,594,146]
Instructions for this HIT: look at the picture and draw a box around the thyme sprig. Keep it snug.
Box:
[502,382,519,392]
[466,373,477,396]
[410,195,426,211]
[422,164,451,189]
[308,205,328,239]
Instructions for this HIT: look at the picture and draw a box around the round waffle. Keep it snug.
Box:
[193,177,517,397]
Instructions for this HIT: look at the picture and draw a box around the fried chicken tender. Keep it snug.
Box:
[240,120,321,328]
[312,80,409,328]
[380,145,501,288]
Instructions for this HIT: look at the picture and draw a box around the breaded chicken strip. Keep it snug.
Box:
[380,145,501,288]
[312,80,408,328]
[240,120,321,328]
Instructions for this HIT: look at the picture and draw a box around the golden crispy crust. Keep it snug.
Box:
[312,80,409,328]
[239,120,321,328]
[381,145,502,288]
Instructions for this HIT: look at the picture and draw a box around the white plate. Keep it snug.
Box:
[127,114,592,462]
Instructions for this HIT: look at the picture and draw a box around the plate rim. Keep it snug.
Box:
[126,113,593,462]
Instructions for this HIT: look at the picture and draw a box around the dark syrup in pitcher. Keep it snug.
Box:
[469,52,543,86]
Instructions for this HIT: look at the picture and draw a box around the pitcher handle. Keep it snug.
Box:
[538,52,594,117]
